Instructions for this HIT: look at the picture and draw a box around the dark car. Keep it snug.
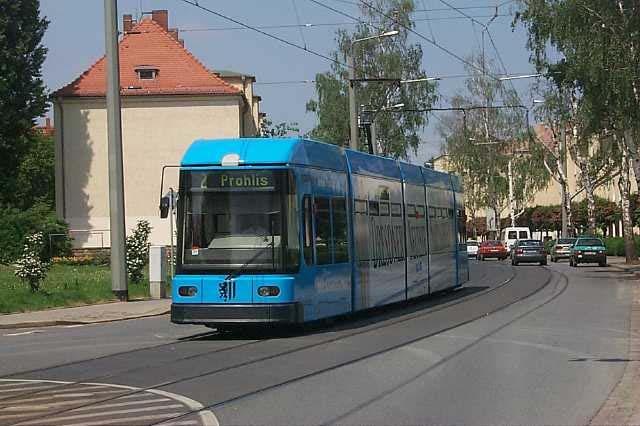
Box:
[569,237,607,267]
[511,239,547,266]
[477,240,508,260]
[550,238,577,262]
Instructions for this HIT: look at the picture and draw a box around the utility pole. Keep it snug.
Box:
[508,157,516,227]
[104,0,128,301]
[347,30,399,151]
[348,54,358,151]
[560,124,568,238]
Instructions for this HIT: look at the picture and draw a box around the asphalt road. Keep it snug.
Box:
[0,259,634,426]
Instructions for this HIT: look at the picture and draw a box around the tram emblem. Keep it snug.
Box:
[218,280,236,301]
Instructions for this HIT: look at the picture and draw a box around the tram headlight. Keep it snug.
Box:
[257,286,280,297]
[178,286,198,297]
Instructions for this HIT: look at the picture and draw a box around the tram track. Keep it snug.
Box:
[153,266,566,426]
[0,261,506,409]
[1,262,531,426]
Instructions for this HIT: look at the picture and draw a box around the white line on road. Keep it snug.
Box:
[2,330,44,337]
[53,411,187,426]
[0,385,55,393]
[0,379,219,426]
[67,397,171,411]
[19,404,184,424]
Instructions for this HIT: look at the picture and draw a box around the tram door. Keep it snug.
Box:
[404,183,429,298]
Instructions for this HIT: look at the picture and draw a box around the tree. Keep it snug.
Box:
[259,117,299,138]
[441,55,548,232]
[306,0,437,158]
[516,0,640,262]
[13,133,55,210]
[0,1,49,207]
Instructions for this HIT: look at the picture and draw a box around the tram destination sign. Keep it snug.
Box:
[195,171,277,191]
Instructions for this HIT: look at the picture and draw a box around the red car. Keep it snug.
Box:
[477,240,508,260]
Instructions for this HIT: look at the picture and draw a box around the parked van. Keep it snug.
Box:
[501,227,531,251]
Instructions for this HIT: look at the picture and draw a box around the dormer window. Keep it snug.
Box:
[135,66,159,80]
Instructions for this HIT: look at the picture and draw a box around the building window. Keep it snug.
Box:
[135,67,159,80]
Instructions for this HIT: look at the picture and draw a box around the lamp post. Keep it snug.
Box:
[348,30,399,151]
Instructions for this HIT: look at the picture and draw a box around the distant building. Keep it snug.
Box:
[34,118,55,137]
[434,125,636,238]
[52,10,262,248]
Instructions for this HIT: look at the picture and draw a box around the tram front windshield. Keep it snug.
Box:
[179,170,298,273]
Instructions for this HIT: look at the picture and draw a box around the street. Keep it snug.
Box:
[0,260,634,426]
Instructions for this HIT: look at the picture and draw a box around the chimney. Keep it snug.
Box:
[152,10,169,31]
[123,14,134,33]
[178,39,185,47]
[168,28,179,40]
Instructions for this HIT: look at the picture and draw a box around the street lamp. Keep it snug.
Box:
[348,30,399,151]
[499,73,543,81]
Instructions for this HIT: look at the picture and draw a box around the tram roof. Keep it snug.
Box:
[181,138,458,187]
[181,138,347,171]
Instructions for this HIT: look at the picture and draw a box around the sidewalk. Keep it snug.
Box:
[591,256,640,425]
[0,298,171,329]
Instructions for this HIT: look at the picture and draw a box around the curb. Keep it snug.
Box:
[0,309,170,330]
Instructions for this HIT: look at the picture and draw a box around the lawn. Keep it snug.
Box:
[0,264,152,314]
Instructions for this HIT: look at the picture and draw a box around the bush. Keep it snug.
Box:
[603,236,640,256]
[126,220,152,283]
[0,203,71,264]
[14,232,50,292]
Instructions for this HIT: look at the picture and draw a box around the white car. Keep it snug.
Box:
[467,240,479,258]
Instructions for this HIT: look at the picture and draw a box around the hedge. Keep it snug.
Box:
[0,203,71,263]
[603,237,640,256]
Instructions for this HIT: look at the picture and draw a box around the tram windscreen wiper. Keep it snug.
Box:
[223,210,280,281]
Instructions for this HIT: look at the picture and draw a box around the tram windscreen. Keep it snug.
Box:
[179,170,299,273]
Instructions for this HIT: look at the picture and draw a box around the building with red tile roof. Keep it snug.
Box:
[52,10,262,248]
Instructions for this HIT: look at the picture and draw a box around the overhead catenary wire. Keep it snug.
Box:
[355,0,501,80]
[290,0,308,49]
[177,0,369,76]
[178,14,512,32]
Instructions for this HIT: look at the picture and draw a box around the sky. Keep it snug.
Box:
[40,0,537,164]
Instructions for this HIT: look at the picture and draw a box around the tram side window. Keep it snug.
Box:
[314,197,332,265]
[332,197,349,263]
[302,196,313,265]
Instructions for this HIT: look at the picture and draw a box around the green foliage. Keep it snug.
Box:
[604,237,627,257]
[14,232,49,292]
[0,264,150,313]
[0,0,50,206]
[572,196,621,235]
[442,55,549,219]
[260,118,299,137]
[14,133,55,209]
[306,0,437,158]
[126,220,152,283]
[0,203,71,263]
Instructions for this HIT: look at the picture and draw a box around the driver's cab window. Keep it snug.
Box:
[519,231,528,238]
[508,231,517,239]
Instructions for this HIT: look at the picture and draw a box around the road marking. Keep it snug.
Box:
[2,330,43,337]
[54,412,187,426]
[19,404,184,424]
[0,385,55,393]
[68,397,171,411]
[0,379,218,426]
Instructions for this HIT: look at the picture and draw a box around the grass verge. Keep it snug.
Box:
[0,264,151,314]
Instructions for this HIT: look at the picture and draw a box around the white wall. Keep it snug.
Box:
[55,95,242,248]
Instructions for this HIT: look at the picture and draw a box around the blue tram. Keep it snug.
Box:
[170,137,468,326]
